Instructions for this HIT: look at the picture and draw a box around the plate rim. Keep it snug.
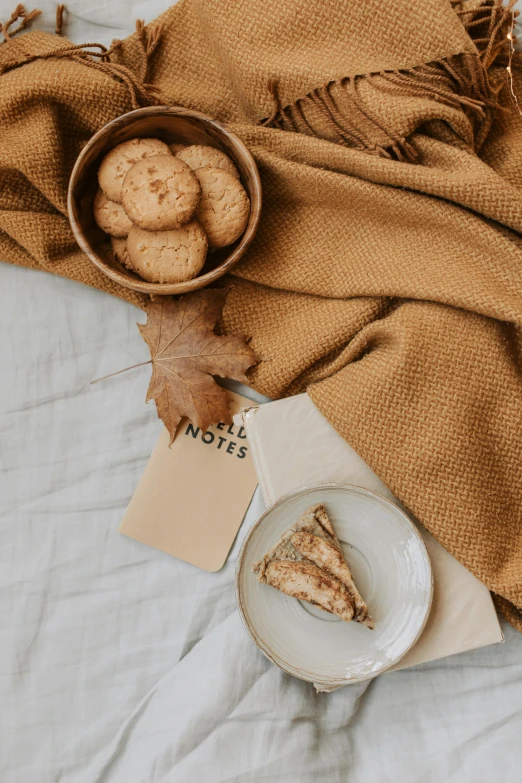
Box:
[235,482,434,686]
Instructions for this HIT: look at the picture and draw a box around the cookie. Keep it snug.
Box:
[177,145,239,179]
[126,222,208,284]
[194,167,250,248]
[93,188,133,238]
[110,236,132,270]
[169,143,188,155]
[122,155,201,231]
[98,138,171,203]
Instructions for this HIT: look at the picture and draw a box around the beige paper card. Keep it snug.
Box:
[236,394,503,683]
[119,391,258,571]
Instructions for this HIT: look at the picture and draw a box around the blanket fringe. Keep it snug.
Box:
[262,0,516,161]
[55,3,64,36]
[0,7,163,110]
[135,18,162,80]
[0,3,41,40]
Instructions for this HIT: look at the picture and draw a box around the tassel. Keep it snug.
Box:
[0,4,164,110]
[135,18,163,83]
[0,38,162,109]
[0,3,41,41]
[260,0,515,161]
[55,3,65,36]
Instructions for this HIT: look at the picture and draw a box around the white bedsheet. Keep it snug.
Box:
[1,3,522,781]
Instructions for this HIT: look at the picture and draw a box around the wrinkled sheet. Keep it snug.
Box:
[1,2,522,781]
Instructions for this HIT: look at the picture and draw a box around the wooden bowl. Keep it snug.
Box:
[67,106,262,295]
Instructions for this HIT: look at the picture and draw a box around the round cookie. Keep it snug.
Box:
[93,188,133,237]
[98,138,171,203]
[194,167,250,248]
[122,155,201,231]
[126,222,208,284]
[177,145,239,179]
[169,143,187,154]
[110,236,132,270]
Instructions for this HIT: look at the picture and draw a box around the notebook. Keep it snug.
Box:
[236,393,503,682]
[120,391,258,572]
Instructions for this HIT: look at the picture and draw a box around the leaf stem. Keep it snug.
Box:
[90,360,151,385]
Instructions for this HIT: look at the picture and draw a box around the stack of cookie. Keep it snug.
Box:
[93,138,251,284]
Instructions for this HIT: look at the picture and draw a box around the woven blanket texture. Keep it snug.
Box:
[1,0,522,628]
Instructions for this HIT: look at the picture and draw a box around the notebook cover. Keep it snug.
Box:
[120,391,258,572]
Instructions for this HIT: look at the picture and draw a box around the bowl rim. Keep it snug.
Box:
[67,105,262,295]
[235,482,434,686]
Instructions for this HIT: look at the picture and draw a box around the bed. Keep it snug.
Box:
[1,2,522,781]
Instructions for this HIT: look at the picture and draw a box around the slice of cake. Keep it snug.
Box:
[253,503,374,628]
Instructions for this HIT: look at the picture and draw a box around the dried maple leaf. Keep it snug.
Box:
[138,289,258,444]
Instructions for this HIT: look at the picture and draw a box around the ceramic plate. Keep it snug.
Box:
[236,484,433,686]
